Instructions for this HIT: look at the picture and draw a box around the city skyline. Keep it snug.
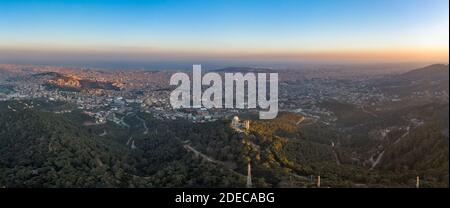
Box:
[0,0,449,66]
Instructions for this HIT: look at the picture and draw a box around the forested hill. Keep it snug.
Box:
[0,101,246,188]
[377,64,449,96]
[0,101,133,187]
[0,100,448,187]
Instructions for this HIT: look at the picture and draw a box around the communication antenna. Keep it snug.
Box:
[416,176,420,188]
[317,175,321,188]
[246,162,253,188]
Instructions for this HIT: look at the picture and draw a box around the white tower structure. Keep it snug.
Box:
[246,162,252,188]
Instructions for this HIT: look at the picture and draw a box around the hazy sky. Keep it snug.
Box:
[0,0,448,66]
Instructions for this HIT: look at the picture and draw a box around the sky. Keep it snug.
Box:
[0,0,448,68]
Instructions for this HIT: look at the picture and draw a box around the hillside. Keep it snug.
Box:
[0,101,135,187]
[377,64,449,96]
[0,99,448,188]
[43,72,122,91]
[401,64,449,82]
[0,101,246,188]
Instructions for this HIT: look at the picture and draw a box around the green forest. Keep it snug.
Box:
[0,100,448,188]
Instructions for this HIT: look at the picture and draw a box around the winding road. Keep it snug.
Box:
[361,105,378,118]
[136,115,148,135]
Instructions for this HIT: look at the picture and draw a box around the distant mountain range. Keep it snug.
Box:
[213,66,276,73]
[401,64,449,82]
[377,64,449,96]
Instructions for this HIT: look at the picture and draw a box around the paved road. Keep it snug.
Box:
[361,106,378,118]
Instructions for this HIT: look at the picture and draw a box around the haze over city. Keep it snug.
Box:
[0,0,448,69]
